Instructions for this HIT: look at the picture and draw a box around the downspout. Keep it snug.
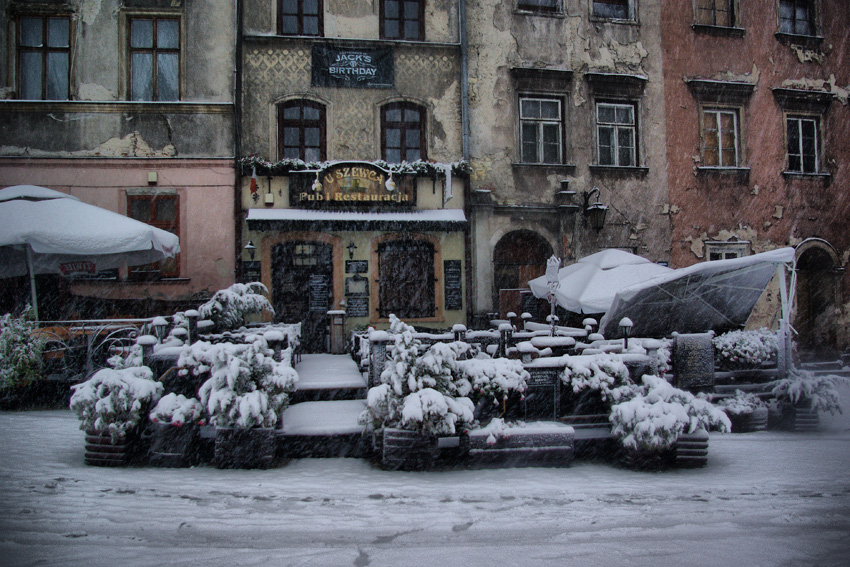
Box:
[459,0,474,326]
[234,0,244,283]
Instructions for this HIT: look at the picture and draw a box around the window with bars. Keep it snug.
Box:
[381,102,426,163]
[17,15,70,100]
[127,195,179,278]
[596,102,637,167]
[519,97,563,164]
[779,0,815,35]
[279,100,326,162]
[695,0,735,27]
[378,240,435,319]
[786,116,819,173]
[592,0,634,20]
[381,0,424,40]
[701,108,740,167]
[278,0,322,36]
[129,17,180,101]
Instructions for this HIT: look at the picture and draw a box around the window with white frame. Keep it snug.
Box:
[779,0,816,36]
[592,0,634,20]
[705,239,750,261]
[17,15,70,100]
[701,108,740,167]
[129,16,180,101]
[519,97,563,164]
[596,102,636,167]
[786,115,819,173]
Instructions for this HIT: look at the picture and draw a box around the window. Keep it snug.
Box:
[779,0,815,35]
[517,0,560,14]
[378,240,435,319]
[279,0,322,36]
[127,194,179,278]
[381,102,426,163]
[592,0,634,20]
[695,0,735,27]
[786,115,819,173]
[17,15,70,100]
[279,100,326,162]
[381,0,424,40]
[705,239,750,261]
[519,97,563,164]
[129,17,180,101]
[701,108,740,167]
[596,102,636,167]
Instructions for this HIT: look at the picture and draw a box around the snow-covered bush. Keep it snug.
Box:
[458,357,529,408]
[772,369,847,415]
[198,282,275,331]
[149,393,206,426]
[69,366,163,441]
[0,307,43,390]
[561,354,632,402]
[400,388,475,435]
[715,390,766,416]
[107,343,144,370]
[714,328,777,369]
[183,337,298,429]
[609,375,730,452]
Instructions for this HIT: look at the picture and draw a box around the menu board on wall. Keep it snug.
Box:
[309,274,330,313]
[444,260,462,311]
[346,296,370,318]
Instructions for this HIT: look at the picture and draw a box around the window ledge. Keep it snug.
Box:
[691,24,745,38]
[589,16,639,26]
[589,165,648,176]
[514,9,565,19]
[781,171,831,180]
[512,162,577,172]
[696,166,751,177]
[775,32,824,48]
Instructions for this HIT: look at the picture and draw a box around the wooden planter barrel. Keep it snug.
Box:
[150,423,201,468]
[213,427,277,469]
[84,429,138,467]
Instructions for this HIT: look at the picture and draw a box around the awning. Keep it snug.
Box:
[246,208,467,232]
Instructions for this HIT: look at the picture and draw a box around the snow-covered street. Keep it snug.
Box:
[1,407,849,567]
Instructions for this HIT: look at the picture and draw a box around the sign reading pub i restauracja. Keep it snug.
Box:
[291,162,415,208]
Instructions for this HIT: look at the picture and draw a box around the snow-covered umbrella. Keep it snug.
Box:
[0,185,180,319]
[528,249,673,315]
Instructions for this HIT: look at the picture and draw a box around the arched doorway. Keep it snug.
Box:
[272,241,334,353]
[794,241,841,355]
[493,230,553,318]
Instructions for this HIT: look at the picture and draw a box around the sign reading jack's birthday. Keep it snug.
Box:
[312,45,394,89]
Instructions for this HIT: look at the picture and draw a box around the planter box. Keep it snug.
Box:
[150,423,201,468]
[773,403,820,432]
[214,427,277,469]
[726,407,769,433]
[381,428,439,471]
[84,429,140,467]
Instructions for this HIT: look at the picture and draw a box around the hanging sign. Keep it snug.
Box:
[312,45,394,89]
[291,162,415,208]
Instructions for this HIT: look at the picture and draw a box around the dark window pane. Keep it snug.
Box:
[386,108,402,122]
[282,0,299,15]
[131,53,153,100]
[46,52,69,99]
[403,1,419,17]
[385,0,399,18]
[704,148,719,166]
[304,16,319,35]
[521,122,537,144]
[593,0,630,19]
[283,105,301,119]
[283,127,299,146]
[598,127,614,165]
[305,127,320,147]
[19,52,42,99]
[47,18,69,48]
[130,200,151,222]
[597,104,615,123]
[157,53,179,100]
[616,105,634,124]
[303,106,320,120]
[305,147,321,162]
[304,0,319,15]
[284,147,301,159]
[20,18,42,47]
[404,109,420,122]
[156,199,177,223]
[520,99,538,118]
[158,20,179,49]
[386,128,401,148]
[403,21,419,39]
[385,20,399,38]
[281,16,298,34]
[788,154,802,171]
[618,146,634,167]
[386,149,401,163]
[131,19,153,49]
[406,148,421,162]
[405,129,421,149]
[541,100,559,119]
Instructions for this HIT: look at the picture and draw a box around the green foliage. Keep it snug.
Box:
[0,307,43,390]
[198,282,275,332]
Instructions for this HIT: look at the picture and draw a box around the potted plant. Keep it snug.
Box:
[69,366,163,466]
[0,307,45,409]
[713,328,777,371]
[771,369,846,431]
[715,390,769,433]
[148,393,206,467]
[182,338,297,468]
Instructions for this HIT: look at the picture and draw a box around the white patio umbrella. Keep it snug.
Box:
[528,249,673,315]
[0,185,180,320]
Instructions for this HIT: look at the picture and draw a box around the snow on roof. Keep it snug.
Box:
[0,185,79,202]
[247,208,467,223]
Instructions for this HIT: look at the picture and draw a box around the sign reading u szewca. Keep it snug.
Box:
[292,162,414,207]
[312,45,394,89]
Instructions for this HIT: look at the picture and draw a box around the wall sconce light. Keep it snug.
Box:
[244,240,256,261]
[583,186,608,232]
[347,240,357,260]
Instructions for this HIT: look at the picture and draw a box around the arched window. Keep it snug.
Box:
[278,100,326,162]
[377,239,435,319]
[381,102,426,163]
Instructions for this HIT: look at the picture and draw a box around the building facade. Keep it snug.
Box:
[465,0,672,325]
[661,0,850,353]
[238,0,468,351]
[0,0,236,317]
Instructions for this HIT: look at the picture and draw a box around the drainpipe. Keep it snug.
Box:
[459,0,469,161]
[234,0,244,283]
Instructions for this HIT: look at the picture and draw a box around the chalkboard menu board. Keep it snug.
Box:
[346,260,368,274]
[444,260,462,311]
[309,274,330,313]
[347,296,370,318]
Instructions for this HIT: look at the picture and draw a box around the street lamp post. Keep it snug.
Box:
[545,255,561,337]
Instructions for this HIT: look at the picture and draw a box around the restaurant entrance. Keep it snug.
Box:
[272,241,334,353]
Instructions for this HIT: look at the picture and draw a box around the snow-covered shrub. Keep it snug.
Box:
[714,328,777,369]
[149,393,206,426]
[107,343,144,370]
[198,282,275,331]
[0,307,43,390]
[400,388,475,435]
[609,375,730,452]
[715,390,766,416]
[561,354,632,402]
[184,337,298,429]
[772,369,847,415]
[69,366,163,441]
[458,357,528,408]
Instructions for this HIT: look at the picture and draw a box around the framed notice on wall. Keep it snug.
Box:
[444,260,462,311]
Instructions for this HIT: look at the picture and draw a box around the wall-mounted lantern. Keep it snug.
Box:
[244,240,256,261]
[583,186,608,232]
[347,240,357,259]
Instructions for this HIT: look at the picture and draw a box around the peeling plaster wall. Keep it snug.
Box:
[467,1,672,316]
[661,0,850,351]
